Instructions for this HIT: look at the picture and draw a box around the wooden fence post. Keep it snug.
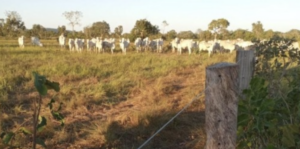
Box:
[236,47,255,98]
[205,62,238,149]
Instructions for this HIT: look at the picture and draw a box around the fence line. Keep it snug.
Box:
[137,90,205,149]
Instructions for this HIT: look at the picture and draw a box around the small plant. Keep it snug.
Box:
[0,72,64,149]
[237,37,300,148]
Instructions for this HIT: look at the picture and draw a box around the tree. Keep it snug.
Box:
[284,29,300,41]
[252,21,264,39]
[264,29,274,39]
[162,20,169,34]
[57,25,66,35]
[83,25,91,38]
[198,30,213,41]
[177,31,197,39]
[89,21,110,38]
[208,18,230,40]
[130,19,159,39]
[30,24,46,38]
[232,29,247,39]
[165,30,177,41]
[1,11,26,37]
[62,11,82,34]
[114,25,123,38]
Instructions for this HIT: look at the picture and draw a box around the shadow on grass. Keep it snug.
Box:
[101,111,205,149]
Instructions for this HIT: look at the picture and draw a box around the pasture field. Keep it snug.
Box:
[0,45,236,148]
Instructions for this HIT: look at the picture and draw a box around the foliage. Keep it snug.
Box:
[208,18,230,39]
[165,29,177,41]
[88,21,111,38]
[62,11,83,34]
[252,21,264,40]
[161,20,169,34]
[57,25,67,35]
[114,25,123,38]
[198,30,213,41]
[28,24,46,38]
[264,29,275,39]
[237,36,300,148]
[0,72,64,149]
[130,19,159,40]
[177,31,197,39]
[0,11,26,37]
[232,29,255,41]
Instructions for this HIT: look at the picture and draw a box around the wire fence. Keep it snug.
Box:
[137,90,205,149]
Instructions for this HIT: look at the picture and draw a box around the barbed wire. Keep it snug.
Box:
[137,90,205,149]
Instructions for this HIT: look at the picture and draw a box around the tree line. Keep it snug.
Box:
[0,11,300,42]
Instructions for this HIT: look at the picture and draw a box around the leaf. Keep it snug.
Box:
[47,98,55,110]
[51,111,64,126]
[20,127,32,135]
[57,102,63,111]
[45,80,60,92]
[37,116,47,132]
[36,138,47,148]
[2,132,14,144]
[33,72,47,96]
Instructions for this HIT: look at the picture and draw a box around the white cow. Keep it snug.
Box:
[198,40,221,57]
[170,38,180,53]
[103,38,115,54]
[198,41,212,53]
[119,38,130,55]
[142,37,151,51]
[58,34,66,49]
[219,40,236,53]
[177,39,197,55]
[87,38,96,52]
[96,38,104,53]
[68,38,75,51]
[31,36,43,46]
[207,41,221,57]
[135,38,143,52]
[149,38,164,53]
[74,38,84,52]
[236,41,254,49]
[18,36,25,48]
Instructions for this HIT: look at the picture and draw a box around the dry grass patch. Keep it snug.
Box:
[0,47,236,148]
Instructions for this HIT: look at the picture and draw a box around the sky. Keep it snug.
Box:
[0,0,299,33]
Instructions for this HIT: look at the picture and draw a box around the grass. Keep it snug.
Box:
[0,45,236,149]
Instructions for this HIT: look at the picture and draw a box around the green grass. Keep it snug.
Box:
[0,46,236,148]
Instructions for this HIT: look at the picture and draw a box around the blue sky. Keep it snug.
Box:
[0,0,299,33]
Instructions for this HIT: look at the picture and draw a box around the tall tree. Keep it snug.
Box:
[31,24,46,38]
[1,11,26,37]
[165,30,177,40]
[114,25,123,38]
[62,11,82,34]
[130,19,159,39]
[252,21,264,39]
[162,20,169,34]
[208,18,230,40]
[89,21,110,37]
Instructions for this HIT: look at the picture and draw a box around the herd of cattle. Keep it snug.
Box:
[17,34,300,56]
